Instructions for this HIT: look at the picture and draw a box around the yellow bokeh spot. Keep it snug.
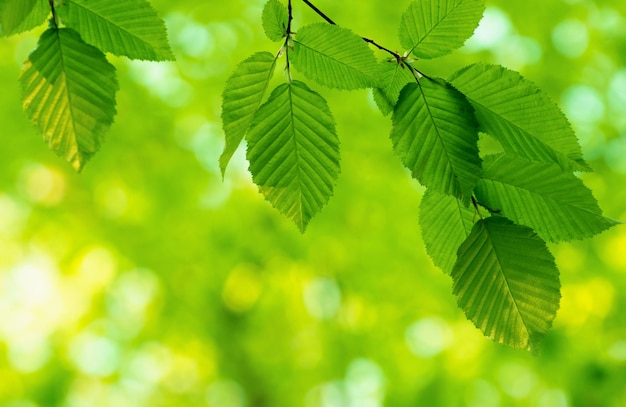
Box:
[555,243,585,273]
[98,185,129,218]
[339,295,380,331]
[602,230,626,271]
[221,264,262,313]
[19,163,66,206]
[558,278,614,327]
[0,369,24,398]
[74,246,118,292]
[95,181,151,222]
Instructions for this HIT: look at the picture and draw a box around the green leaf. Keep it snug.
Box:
[390,78,481,200]
[372,58,415,116]
[246,80,340,232]
[262,0,288,42]
[475,154,620,242]
[452,216,560,352]
[292,23,379,90]
[0,0,35,34]
[57,0,174,61]
[420,189,476,274]
[399,0,485,59]
[449,63,589,172]
[0,0,48,37]
[21,27,118,171]
[220,51,277,176]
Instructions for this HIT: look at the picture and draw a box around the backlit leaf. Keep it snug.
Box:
[449,63,589,172]
[372,58,415,116]
[292,23,379,90]
[420,189,476,274]
[390,78,481,200]
[220,51,277,175]
[262,0,288,42]
[0,0,48,37]
[57,0,173,61]
[452,216,560,352]
[475,154,620,242]
[246,80,340,232]
[21,28,118,171]
[399,0,485,59]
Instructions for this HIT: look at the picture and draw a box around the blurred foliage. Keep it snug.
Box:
[1,0,625,406]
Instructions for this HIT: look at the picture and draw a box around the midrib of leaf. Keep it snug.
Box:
[234,57,276,120]
[53,28,79,149]
[482,222,531,348]
[71,1,155,52]
[457,201,474,232]
[416,79,460,190]
[288,84,305,225]
[408,0,466,54]
[294,40,371,81]
[389,62,412,90]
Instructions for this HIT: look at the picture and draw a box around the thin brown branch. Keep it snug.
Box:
[300,0,400,61]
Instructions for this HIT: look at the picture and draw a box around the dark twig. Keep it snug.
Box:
[299,0,435,81]
[471,196,484,221]
[301,0,336,25]
[48,0,58,28]
[472,196,502,218]
[300,0,400,62]
[284,0,294,81]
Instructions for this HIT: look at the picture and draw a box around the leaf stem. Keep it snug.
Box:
[471,196,484,220]
[472,196,502,217]
[48,0,59,28]
[405,62,433,82]
[284,0,294,82]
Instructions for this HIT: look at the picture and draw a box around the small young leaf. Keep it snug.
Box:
[420,189,476,274]
[262,0,288,42]
[292,23,379,90]
[449,63,589,172]
[57,0,174,61]
[21,28,118,171]
[220,51,277,175]
[475,154,620,242]
[0,0,48,37]
[246,80,340,232]
[399,0,485,59]
[452,216,560,352]
[390,78,481,201]
[372,58,415,116]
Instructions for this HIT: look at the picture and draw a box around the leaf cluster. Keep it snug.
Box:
[1,0,173,171]
[221,0,620,351]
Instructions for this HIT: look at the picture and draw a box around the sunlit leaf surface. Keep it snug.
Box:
[452,216,560,352]
[246,80,340,232]
[20,27,118,171]
[57,0,174,60]
[399,0,485,59]
[391,78,481,200]
[292,23,379,90]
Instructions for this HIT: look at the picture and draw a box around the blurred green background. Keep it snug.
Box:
[1,0,626,406]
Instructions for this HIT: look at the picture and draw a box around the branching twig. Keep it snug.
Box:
[299,0,432,80]
[300,0,399,61]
